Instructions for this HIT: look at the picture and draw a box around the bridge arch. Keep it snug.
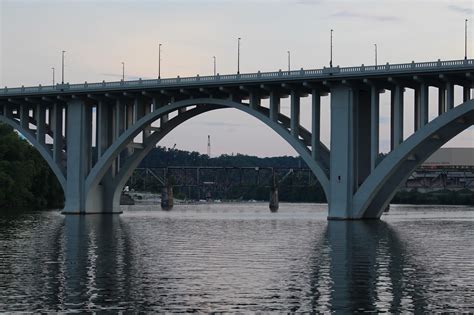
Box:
[0,115,66,193]
[353,99,474,218]
[86,98,330,210]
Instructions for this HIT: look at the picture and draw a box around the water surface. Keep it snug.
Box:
[0,203,473,312]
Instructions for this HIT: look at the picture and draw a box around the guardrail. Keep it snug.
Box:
[2,59,473,96]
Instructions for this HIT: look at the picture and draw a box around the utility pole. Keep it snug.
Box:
[158,43,162,79]
[237,37,241,74]
[213,56,216,75]
[465,19,469,60]
[207,135,211,158]
[61,50,65,84]
[330,29,333,68]
[374,43,378,68]
[287,50,291,73]
[121,62,125,81]
[52,67,55,85]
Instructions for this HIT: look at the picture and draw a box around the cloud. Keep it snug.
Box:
[294,0,323,5]
[190,121,251,128]
[331,10,401,22]
[447,4,474,15]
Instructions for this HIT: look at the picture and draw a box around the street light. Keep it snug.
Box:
[52,67,55,85]
[213,56,216,75]
[465,19,469,60]
[61,50,66,84]
[158,43,162,79]
[237,37,241,74]
[374,43,378,68]
[330,29,333,67]
[287,51,291,73]
[121,62,125,81]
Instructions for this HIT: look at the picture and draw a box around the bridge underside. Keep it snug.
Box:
[1,59,473,219]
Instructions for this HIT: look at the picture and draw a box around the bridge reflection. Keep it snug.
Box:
[8,214,432,312]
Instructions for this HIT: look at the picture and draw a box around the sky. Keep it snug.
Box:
[0,0,473,157]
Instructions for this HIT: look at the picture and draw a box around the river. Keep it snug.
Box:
[0,203,473,312]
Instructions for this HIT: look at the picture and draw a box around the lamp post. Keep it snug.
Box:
[374,43,378,68]
[61,50,65,84]
[330,29,333,67]
[465,19,469,60]
[213,56,216,75]
[158,43,162,79]
[237,37,241,74]
[122,62,125,81]
[52,67,55,85]
[287,50,291,73]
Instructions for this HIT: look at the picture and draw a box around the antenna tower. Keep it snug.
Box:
[207,135,211,157]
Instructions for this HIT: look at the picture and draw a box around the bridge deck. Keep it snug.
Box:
[2,59,474,97]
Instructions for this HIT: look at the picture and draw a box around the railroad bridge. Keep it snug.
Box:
[1,59,473,219]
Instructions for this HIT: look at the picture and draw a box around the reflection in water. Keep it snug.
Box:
[0,204,473,312]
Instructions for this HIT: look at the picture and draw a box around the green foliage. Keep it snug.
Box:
[0,123,64,211]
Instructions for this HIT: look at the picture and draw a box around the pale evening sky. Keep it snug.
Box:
[0,0,473,157]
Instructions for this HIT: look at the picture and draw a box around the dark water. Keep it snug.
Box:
[0,203,473,312]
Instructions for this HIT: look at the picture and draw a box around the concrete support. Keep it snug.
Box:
[390,85,404,150]
[52,103,63,165]
[161,185,173,210]
[438,87,446,115]
[311,89,321,161]
[36,104,45,144]
[419,83,429,127]
[463,86,471,102]
[97,101,111,158]
[19,104,29,131]
[63,99,89,213]
[446,81,454,110]
[269,90,280,122]
[249,91,260,110]
[329,85,356,219]
[355,90,371,187]
[269,186,279,212]
[370,86,379,171]
[414,89,420,131]
[115,99,125,140]
[290,90,300,137]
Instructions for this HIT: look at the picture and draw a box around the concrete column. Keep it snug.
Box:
[311,89,321,161]
[19,104,29,131]
[269,186,279,212]
[52,103,63,165]
[290,90,300,137]
[419,83,429,127]
[463,86,471,102]
[438,87,446,115]
[63,99,89,213]
[97,100,110,158]
[36,104,46,144]
[356,89,371,187]
[329,85,356,219]
[249,91,261,110]
[446,81,454,110]
[133,98,145,123]
[84,102,93,174]
[390,85,404,149]
[414,89,420,132]
[269,90,280,122]
[161,185,174,210]
[370,86,379,171]
[114,99,125,139]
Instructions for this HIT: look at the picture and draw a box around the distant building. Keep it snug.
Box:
[422,148,474,168]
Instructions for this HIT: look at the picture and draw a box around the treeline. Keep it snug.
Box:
[0,123,64,210]
[140,146,304,168]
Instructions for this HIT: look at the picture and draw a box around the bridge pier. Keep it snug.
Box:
[328,85,376,220]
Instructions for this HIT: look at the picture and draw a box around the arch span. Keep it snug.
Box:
[86,98,331,207]
[0,115,66,193]
[353,99,474,219]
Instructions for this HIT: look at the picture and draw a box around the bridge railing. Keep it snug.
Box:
[2,59,474,96]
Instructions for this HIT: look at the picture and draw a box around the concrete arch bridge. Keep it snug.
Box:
[1,59,473,219]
